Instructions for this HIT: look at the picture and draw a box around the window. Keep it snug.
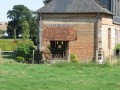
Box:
[115,29,120,44]
[113,0,119,16]
[98,30,102,50]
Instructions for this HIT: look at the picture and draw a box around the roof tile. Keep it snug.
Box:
[36,0,112,15]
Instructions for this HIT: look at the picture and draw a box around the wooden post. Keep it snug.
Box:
[67,42,70,62]
[68,50,70,62]
[109,49,112,63]
[14,28,16,41]
[96,50,98,63]
[32,50,35,64]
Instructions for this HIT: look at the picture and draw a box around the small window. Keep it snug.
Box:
[115,29,119,44]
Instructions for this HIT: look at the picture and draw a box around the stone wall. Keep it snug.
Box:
[40,14,98,62]
[69,23,96,62]
[101,15,120,58]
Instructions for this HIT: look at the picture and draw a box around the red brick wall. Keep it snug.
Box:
[69,24,96,62]
[40,14,98,62]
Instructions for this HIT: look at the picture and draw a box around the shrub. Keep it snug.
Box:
[34,50,42,63]
[114,44,120,57]
[115,44,120,50]
[14,40,34,63]
[16,56,24,63]
[70,54,79,63]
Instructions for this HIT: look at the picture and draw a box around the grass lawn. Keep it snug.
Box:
[0,39,25,51]
[0,61,120,90]
[0,39,19,51]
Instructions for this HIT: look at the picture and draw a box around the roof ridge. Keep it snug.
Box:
[36,0,113,15]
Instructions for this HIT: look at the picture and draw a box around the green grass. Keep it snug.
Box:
[0,62,120,90]
[0,39,21,51]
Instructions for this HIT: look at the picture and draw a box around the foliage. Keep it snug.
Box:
[43,0,52,5]
[16,56,24,63]
[7,5,32,37]
[7,20,20,37]
[15,40,34,54]
[115,44,120,50]
[7,5,32,20]
[21,20,29,40]
[14,40,34,63]
[70,54,79,63]
[7,5,38,40]
[34,50,42,63]
[30,16,38,45]
[30,15,38,38]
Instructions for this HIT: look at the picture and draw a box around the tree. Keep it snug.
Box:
[30,15,39,45]
[21,20,29,40]
[43,0,52,5]
[7,5,35,38]
[7,21,16,37]
[29,15,38,37]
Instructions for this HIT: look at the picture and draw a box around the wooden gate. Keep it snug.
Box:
[0,50,14,59]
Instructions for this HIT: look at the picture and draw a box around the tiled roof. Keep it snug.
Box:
[42,24,77,41]
[36,0,112,15]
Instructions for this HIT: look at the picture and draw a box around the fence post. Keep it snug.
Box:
[68,50,70,62]
[96,50,98,63]
[32,50,35,64]
[109,49,112,63]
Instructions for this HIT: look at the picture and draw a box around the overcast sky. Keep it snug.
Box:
[0,0,44,22]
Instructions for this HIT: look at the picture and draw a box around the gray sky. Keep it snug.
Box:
[0,0,44,22]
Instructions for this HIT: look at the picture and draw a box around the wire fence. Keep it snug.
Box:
[0,51,14,59]
[1,50,120,64]
[0,50,42,64]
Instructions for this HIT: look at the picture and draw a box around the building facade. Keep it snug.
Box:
[36,0,120,63]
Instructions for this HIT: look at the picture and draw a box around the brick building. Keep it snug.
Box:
[36,0,120,63]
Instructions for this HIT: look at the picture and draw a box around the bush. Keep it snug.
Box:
[115,44,120,50]
[114,44,120,57]
[70,54,79,63]
[16,56,24,63]
[34,50,42,63]
[14,40,34,63]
